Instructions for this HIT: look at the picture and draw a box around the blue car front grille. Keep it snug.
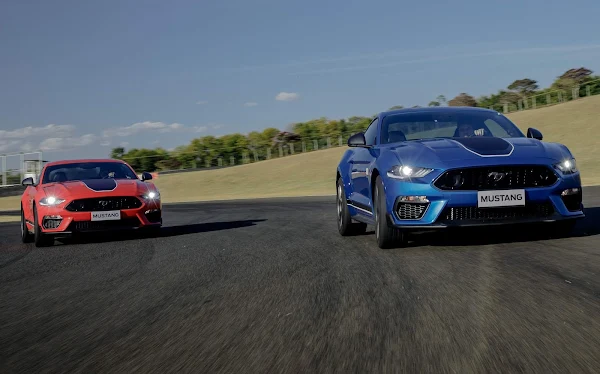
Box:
[433,165,558,191]
[438,202,554,222]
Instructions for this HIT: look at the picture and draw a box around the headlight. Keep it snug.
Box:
[143,190,161,200]
[387,165,434,180]
[39,196,65,206]
[554,158,577,174]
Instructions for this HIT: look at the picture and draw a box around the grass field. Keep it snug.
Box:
[0,95,598,211]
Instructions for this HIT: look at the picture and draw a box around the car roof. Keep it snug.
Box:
[379,106,499,118]
[44,158,127,167]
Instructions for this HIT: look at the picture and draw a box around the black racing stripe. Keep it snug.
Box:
[82,179,117,192]
[452,137,512,156]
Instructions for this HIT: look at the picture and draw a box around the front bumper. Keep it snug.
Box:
[36,199,162,236]
[384,175,585,230]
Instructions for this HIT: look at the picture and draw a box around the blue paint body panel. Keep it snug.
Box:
[336,107,585,229]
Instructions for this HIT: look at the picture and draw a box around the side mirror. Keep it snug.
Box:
[348,132,367,147]
[527,128,543,140]
[141,172,153,181]
[22,177,34,186]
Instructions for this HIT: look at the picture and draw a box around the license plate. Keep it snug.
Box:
[477,189,525,208]
[91,211,121,221]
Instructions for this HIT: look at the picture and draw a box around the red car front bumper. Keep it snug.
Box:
[36,198,162,235]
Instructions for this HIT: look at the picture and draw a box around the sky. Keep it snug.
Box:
[1,0,599,164]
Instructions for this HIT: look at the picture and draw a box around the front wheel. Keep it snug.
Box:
[20,206,33,243]
[336,177,367,236]
[374,176,406,249]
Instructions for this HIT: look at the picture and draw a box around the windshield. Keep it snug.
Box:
[42,162,139,184]
[380,111,525,144]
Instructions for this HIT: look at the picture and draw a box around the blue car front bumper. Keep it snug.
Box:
[383,172,585,229]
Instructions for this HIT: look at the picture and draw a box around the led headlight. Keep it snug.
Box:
[554,158,578,174]
[387,165,433,180]
[39,196,65,206]
[143,190,161,200]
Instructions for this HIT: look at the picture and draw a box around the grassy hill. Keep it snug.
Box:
[0,95,598,213]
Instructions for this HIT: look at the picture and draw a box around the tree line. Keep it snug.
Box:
[113,67,599,172]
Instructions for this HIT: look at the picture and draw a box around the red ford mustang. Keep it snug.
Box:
[20,159,162,247]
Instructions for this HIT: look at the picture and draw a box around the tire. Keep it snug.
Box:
[33,205,53,247]
[373,176,405,249]
[20,206,33,243]
[336,177,367,236]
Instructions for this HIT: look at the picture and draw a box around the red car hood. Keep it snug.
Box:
[41,179,156,198]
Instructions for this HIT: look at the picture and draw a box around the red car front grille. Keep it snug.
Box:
[65,197,142,212]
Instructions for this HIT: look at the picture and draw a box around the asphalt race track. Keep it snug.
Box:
[1,188,600,373]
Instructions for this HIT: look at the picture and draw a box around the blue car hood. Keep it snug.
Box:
[385,137,572,168]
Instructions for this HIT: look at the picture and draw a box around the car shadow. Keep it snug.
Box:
[56,219,267,245]
[358,207,600,248]
[406,206,600,248]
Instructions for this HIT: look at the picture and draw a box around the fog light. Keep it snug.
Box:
[399,196,429,202]
[561,188,580,196]
[43,215,63,229]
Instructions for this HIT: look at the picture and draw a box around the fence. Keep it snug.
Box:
[487,78,600,113]
[118,132,359,174]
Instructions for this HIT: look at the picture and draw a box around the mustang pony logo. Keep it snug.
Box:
[488,171,507,182]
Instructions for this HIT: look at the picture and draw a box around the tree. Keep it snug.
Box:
[507,79,538,95]
[558,67,593,83]
[448,93,477,107]
[388,105,404,110]
[428,101,440,107]
[110,147,125,159]
[436,95,447,104]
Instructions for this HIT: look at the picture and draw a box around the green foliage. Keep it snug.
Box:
[109,67,597,172]
[448,93,478,107]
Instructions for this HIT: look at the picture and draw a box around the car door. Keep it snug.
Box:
[349,118,379,213]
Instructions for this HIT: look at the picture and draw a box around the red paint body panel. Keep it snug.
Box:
[20,159,162,235]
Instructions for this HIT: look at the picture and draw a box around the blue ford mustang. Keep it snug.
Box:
[336,106,585,248]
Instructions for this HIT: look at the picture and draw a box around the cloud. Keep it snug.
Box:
[102,121,187,137]
[39,134,97,151]
[275,92,299,101]
[196,100,208,105]
[192,126,208,133]
[0,139,23,153]
[244,102,258,107]
[20,142,35,153]
[0,124,75,139]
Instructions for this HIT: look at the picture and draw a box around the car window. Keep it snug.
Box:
[484,119,511,137]
[42,162,139,184]
[364,118,378,145]
[380,111,524,144]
